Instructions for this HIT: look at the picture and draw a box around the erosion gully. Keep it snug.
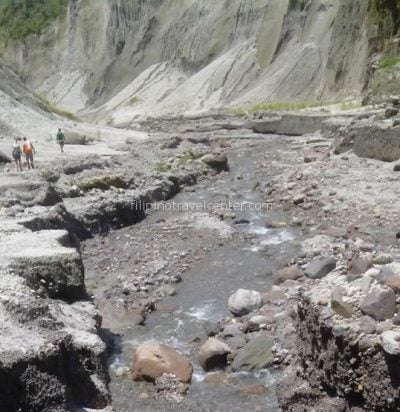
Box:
[83,136,302,411]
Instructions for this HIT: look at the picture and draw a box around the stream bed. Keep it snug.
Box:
[83,137,302,411]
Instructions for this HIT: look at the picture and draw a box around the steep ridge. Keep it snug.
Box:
[1,0,369,123]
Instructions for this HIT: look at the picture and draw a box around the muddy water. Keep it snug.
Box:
[85,138,302,411]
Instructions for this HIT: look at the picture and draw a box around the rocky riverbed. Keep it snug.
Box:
[2,107,400,410]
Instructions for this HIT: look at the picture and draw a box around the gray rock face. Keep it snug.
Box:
[228,289,263,317]
[360,287,397,321]
[1,0,370,124]
[231,334,274,372]
[304,256,337,279]
[198,338,233,371]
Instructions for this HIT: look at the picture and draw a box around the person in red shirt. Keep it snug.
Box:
[22,137,35,169]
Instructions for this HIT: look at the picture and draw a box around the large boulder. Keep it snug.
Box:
[198,338,232,371]
[228,289,263,317]
[304,256,337,279]
[360,287,397,321]
[132,342,193,383]
[231,334,274,372]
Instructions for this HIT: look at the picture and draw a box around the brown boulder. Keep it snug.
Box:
[274,266,304,284]
[132,341,193,383]
[387,275,400,293]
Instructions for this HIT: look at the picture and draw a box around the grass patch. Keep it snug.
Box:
[129,96,140,105]
[233,101,327,114]
[379,55,400,70]
[39,97,79,121]
[155,162,171,173]
[0,0,68,40]
[339,102,362,111]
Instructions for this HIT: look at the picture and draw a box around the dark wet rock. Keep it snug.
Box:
[198,338,233,371]
[203,320,221,337]
[394,164,400,172]
[330,288,354,318]
[385,107,399,118]
[349,253,373,275]
[231,334,274,372]
[274,266,304,284]
[222,324,243,338]
[62,158,105,175]
[360,287,397,321]
[304,256,337,279]
[200,153,229,172]
[0,150,11,163]
[161,136,182,149]
[248,315,270,332]
[228,289,263,317]
[187,136,210,145]
[132,342,193,383]
[234,219,250,225]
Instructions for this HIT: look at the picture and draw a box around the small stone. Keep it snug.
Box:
[248,315,270,332]
[304,256,337,279]
[292,194,305,205]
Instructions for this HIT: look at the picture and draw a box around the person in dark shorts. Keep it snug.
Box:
[56,128,65,152]
[12,138,22,171]
[22,137,35,169]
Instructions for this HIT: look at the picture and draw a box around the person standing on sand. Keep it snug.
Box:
[12,138,23,171]
[22,137,35,169]
[56,128,65,153]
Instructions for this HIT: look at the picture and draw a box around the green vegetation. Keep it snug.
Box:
[39,97,79,121]
[379,55,400,69]
[155,162,171,173]
[339,102,362,111]
[129,96,140,105]
[0,0,67,40]
[232,101,326,114]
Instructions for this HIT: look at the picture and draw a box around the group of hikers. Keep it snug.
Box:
[11,128,65,171]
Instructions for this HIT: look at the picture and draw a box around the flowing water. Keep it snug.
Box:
[85,138,302,411]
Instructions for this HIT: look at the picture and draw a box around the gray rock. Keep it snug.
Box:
[386,107,399,118]
[380,330,400,355]
[228,289,262,317]
[203,320,221,337]
[200,153,229,172]
[304,256,337,279]
[358,316,377,334]
[198,338,232,371]
[222,324,242,338]
[231,334,274,372]
[349,254,373,275]
[360,287,397,321]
